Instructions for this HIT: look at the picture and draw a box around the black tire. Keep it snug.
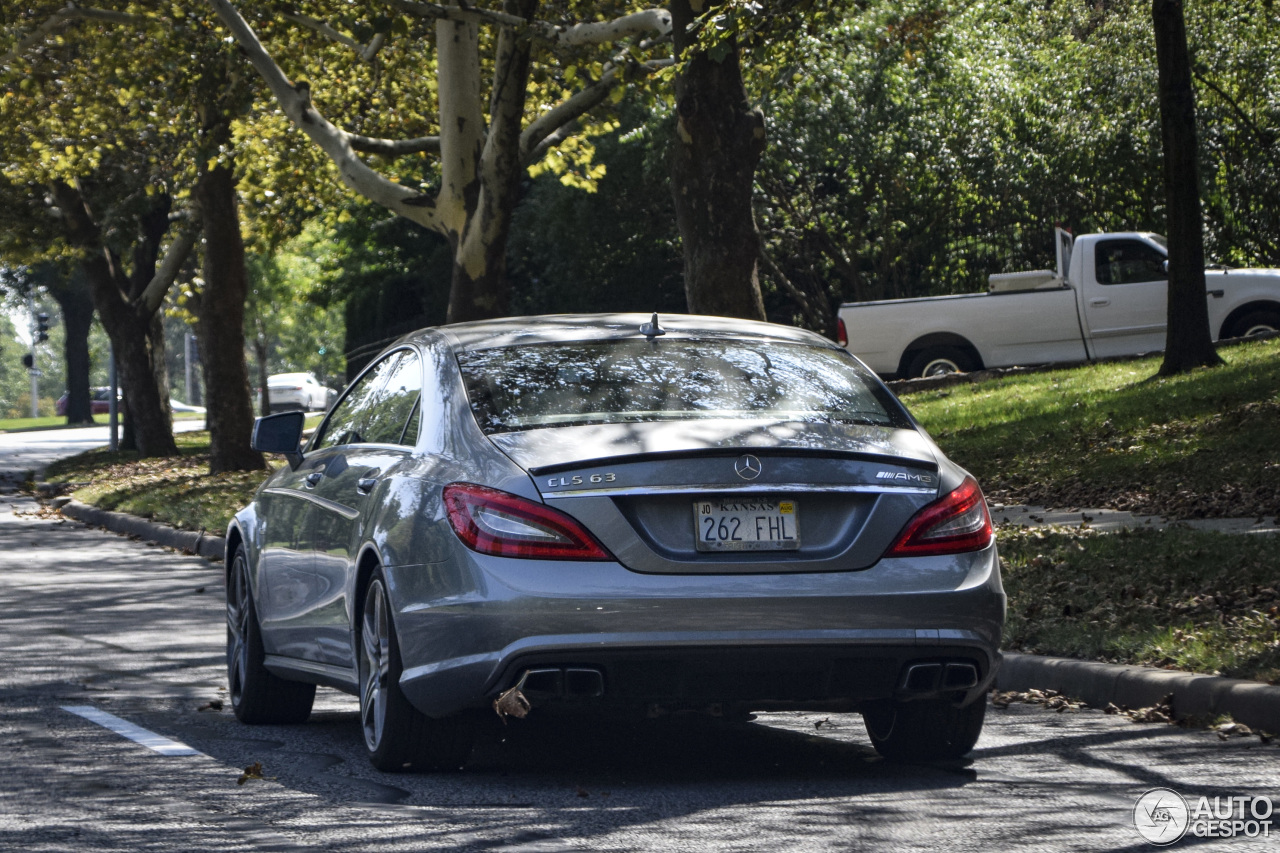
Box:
[908,346,975,379]
[359,567,475,772]
[863,696,987,761]
[1228,309,1280,339]
[226,546,316,724]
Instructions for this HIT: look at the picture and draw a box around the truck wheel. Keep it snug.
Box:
[909,347,973,378]
[1229,310,1280,339]
[863,696,986,761]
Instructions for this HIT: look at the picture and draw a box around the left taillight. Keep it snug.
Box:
[443,483,612,561]
[882,476,993,558]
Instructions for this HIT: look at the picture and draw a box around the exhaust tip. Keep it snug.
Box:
[942,663,978,690]
[565,667,604,698]
[902,663,942,692]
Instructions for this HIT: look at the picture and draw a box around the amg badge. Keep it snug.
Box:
[875,471,935,485]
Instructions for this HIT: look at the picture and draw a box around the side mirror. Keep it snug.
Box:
[252,411,305,470]
[1162,259,1170,274]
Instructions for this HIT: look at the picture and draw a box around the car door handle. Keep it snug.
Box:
[305,471,324,487]
[356,477,379,495]
[1089,297,1110,307]
[1208,289,1224,298]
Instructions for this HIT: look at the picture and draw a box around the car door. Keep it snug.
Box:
[1083,238,1169,359]
[302,349,424,668]
[254,461,320,660]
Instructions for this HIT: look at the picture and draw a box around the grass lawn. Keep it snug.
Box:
[0,411,206,433]
[902,336,1280,519]
[999,525,1280,684]
[0,416,82,432]
[43,413,324,533]
[44,431,274,535]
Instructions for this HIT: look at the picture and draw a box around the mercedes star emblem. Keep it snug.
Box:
[735,454,762,480]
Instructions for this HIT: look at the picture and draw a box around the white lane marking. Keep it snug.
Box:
[62,705,202,756]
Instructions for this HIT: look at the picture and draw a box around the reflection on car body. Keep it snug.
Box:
[227,313,1005,770]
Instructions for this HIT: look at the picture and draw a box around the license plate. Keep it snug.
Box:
[693,498,800,552]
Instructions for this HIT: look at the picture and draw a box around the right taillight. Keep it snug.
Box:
[883,476,993,558]
[443,483,613,561]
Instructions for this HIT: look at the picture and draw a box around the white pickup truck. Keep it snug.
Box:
[837,229,1280,378]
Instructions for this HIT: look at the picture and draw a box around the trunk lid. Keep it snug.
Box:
[488,419,941,574]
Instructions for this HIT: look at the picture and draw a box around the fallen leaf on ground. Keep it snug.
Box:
[238,761,264,785]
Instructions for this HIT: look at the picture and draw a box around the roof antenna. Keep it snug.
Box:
[639,312,666,340]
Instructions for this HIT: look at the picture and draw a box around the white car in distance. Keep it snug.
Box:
[267,372,335,413]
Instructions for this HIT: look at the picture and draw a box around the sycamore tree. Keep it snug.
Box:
[207,0,679,323]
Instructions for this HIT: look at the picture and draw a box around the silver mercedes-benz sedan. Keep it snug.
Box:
[226,313,1004,770]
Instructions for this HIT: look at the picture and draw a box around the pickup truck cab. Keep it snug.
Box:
[838,229,1280,378]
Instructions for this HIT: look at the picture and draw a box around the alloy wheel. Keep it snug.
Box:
[361,580,392,752]
[226,553,250,709]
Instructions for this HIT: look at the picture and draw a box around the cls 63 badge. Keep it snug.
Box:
[546,473,617,488]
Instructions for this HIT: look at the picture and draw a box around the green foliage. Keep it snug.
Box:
[314,200,452,377]
[246,221,346,388]
[507,102,685,316]
[751,0,1280,325]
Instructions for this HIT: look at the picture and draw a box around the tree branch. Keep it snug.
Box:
[520,56,672,165]
[1193,69,1279,170]
[382,0,527,30]
[281,12,388,62]
[759,245,826,333]
[347,133,441,156]
[138,229,197,315]
[546,9,672,47]
[1,3,142,68]
[206,0,443,231]
[382,1,670,47]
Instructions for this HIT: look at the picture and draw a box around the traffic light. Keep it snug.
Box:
[36,313,50,343]
[21,353,33,369]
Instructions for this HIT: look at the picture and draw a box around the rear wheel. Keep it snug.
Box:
[226,546,316,724]
[863,696,986,761]
[908,346,975,379]
[360,567,475,772]
[1228,309,1280,339]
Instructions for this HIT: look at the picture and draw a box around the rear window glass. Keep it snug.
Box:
[457,339,910,435]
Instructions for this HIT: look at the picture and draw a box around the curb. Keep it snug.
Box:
[60,499,225,563]
[998,652,1280,733]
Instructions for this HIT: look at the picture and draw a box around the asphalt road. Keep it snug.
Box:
[2,487,1277,852]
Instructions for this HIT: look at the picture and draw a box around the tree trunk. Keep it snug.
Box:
[447,252,512,323]
[668,0,766,321]
[52,182,179,458]
[193,161,265,473]
[1153,0,1223,375]
[94,292,177,456]
[442,0,535,324]
[52,268,97,425]
[33,262,96,424]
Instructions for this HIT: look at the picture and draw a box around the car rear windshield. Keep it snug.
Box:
[457,339,910,434]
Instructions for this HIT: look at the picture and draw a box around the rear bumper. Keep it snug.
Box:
[390,543,1005,717]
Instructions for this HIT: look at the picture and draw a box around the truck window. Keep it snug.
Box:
[1095,240,1167,285]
